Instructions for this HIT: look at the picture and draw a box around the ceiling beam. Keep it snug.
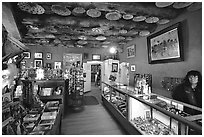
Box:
[2,3,21,40]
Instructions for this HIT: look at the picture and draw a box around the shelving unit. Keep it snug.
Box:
[101,82,202,135]
[66,66,84,111]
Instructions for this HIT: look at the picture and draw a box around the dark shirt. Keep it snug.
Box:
[172,83,202,115]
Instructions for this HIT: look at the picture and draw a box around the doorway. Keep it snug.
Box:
[91,64,101,86]
[83,61,103,102]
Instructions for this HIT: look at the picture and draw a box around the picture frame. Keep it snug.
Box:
[23,52,31,59]
[127,45,136,58]
[34,52,43,58]
[46,63,52,69]
[46,53,52,60]
[92,54,101,61]
[34,59,43,68]
[147,23,184,64]
[21,60,26,69]
[112,63,118,72]
[130,65,136,72]
[54,62,61,69]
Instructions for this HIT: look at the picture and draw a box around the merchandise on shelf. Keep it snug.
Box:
[66,65,84,110]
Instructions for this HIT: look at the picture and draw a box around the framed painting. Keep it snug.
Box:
[46,53,52,60]
[54,62,61,69]
[112,63,118,72]
[127,45,136,58]
[34,52,43,58]
[147,23,184,64]
[130,65,136,72]
[92,54,101,61]
[46,63,52,69]
[34,59,43,68]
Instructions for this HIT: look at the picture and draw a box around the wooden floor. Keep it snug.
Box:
[61,83,127,135]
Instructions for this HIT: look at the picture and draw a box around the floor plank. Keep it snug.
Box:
[61,83,126,135]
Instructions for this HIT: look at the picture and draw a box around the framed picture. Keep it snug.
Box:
[92,54,101,61]
[21,60,26,69]
[34,52,43,58]
[23,52,31,59]
[46,63,52,69]
[127,45,136,58]
[46,53,52,60]
[34,59,43,68]
[112,63,118,72]
[130,65,136,72]
[54,62,61,69]
[147,23,184,64]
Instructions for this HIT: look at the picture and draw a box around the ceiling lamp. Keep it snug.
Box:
[51,5,71,16]
[96,36,106,41]
[139,30,150,37]
[72,7,86,14]
[86,9,101,18]
[145,17,159,23]
[155,2,174,8]
[105,11,122,21]
[109,47,117,54]
[187,2,202,11]
[173,2,193,9]
[133,16,146,22]
[157,19,170,25]
[122,14,134,20]
[18,2,45,14]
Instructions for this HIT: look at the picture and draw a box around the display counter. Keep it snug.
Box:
[35,79,65,117]
[101,82,202,135]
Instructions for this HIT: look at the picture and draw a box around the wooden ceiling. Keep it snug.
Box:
[8,2,201,49]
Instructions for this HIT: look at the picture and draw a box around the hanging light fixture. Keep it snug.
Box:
[109,47,117,54]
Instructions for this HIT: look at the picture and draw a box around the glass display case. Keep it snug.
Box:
[103,83,127,118]
[35,80,65,117]
[101,82,202,135]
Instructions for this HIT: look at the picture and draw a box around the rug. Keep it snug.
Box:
[83,96,99,105]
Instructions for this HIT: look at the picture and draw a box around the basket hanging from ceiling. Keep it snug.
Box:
[51,5,71,16]
[105,11,122,20]
[86,9,101,18]
[18,2,45,14]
